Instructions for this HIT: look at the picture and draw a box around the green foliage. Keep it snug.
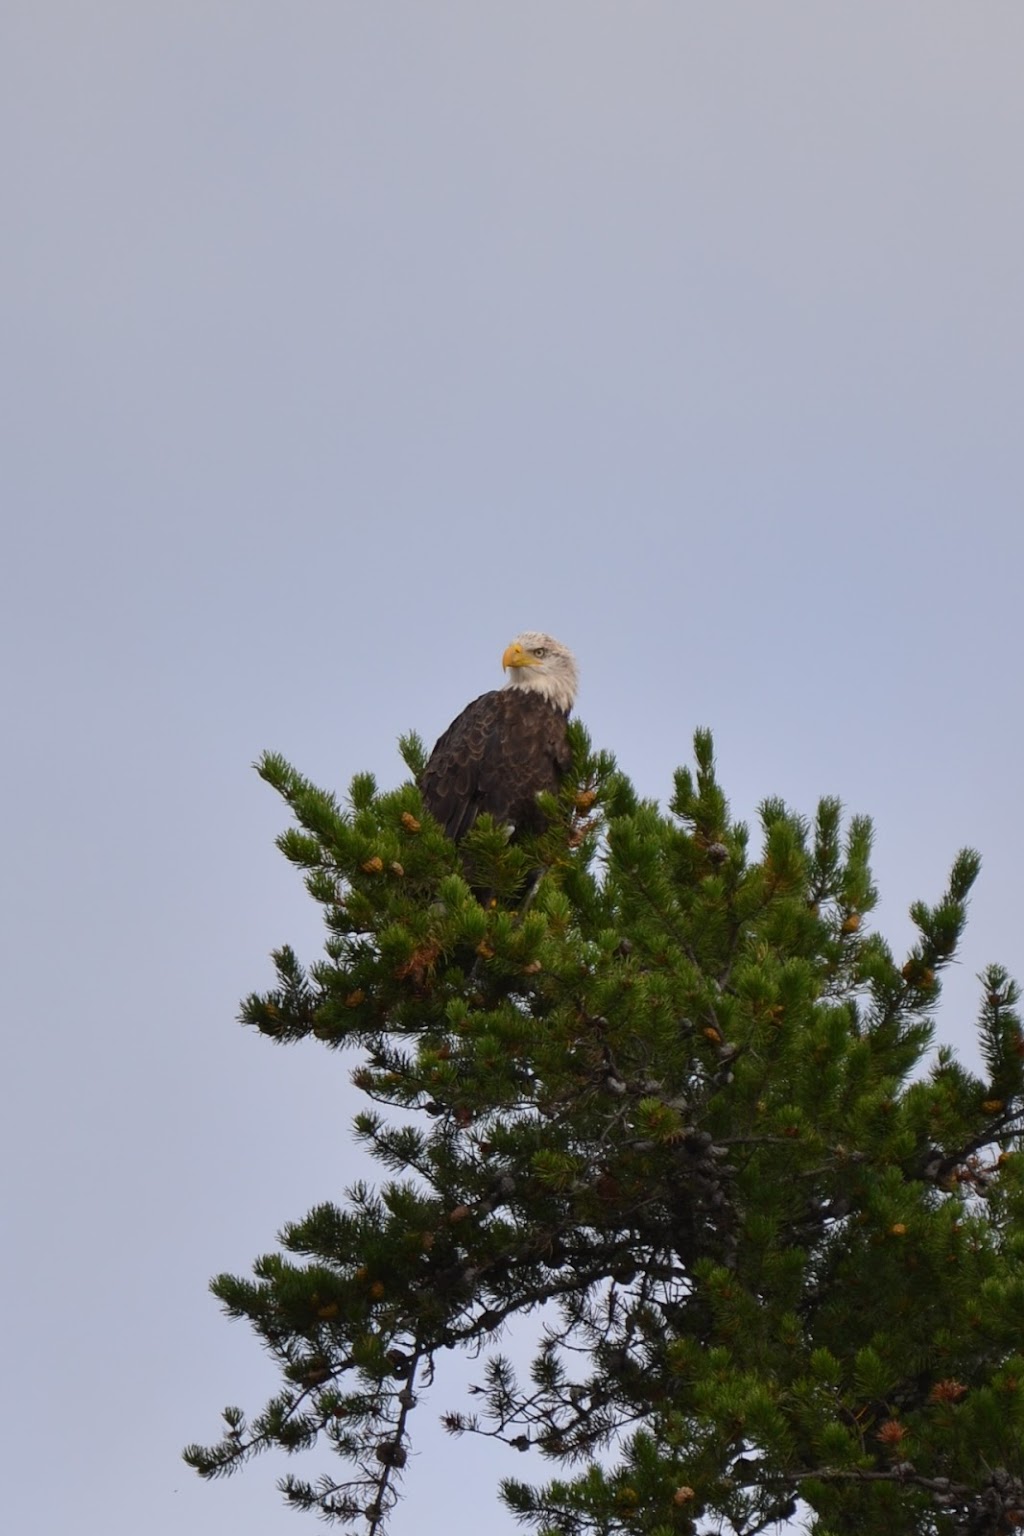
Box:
[187,729,1024,1536]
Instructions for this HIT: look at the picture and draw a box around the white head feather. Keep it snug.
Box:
[501,631,578,714]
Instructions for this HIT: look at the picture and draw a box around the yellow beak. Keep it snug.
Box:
[502,641,541,671]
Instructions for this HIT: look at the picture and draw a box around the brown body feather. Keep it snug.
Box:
[420,688,572,843]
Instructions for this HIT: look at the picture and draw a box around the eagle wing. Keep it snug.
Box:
[420,689,572,842]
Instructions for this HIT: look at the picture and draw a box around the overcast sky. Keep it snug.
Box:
[4,5,1023,1533]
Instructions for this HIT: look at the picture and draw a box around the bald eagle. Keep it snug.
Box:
[420,632,578,844]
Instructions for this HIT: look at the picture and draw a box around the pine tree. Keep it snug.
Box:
[185,727,1024,1536]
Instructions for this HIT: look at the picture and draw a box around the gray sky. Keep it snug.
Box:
[3,5,1023,1533]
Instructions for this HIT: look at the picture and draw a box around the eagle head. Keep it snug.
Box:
[501,632,578,714]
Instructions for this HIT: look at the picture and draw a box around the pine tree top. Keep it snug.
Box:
[185,728,1024,1536]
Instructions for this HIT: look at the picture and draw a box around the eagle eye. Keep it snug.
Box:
[532,647,548,658]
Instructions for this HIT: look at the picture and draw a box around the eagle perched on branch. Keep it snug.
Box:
[420,632,578,843]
